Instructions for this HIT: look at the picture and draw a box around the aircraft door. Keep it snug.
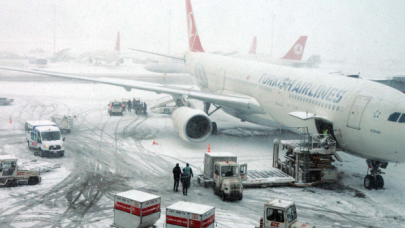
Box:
[276,89,285,106]
[347,96,371,130]
[239,163,247,181]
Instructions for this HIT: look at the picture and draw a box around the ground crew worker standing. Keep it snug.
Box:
[127,100,132,112]
[181,168,190,196]
[172,163,181,192]
[184,163,193,188]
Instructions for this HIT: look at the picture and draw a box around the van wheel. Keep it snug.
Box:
[239,194,243,201]
[5,180,12,187]
[39,149,43,157]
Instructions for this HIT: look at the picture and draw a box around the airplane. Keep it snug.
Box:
[1,0,405,191]
[240,36,321,68]
[78,31,123,66]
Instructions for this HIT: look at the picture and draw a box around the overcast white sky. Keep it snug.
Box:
[1,0,404,63]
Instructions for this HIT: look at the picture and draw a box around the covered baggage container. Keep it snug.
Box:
[166,201,215,228]
[114,190,161,228]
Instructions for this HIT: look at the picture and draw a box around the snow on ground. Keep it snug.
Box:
[0,62,405,227]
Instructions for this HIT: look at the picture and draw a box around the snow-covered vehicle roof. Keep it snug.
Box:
[167,201,214,214]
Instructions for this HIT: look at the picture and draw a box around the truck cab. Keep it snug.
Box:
[25,121,65,157]
[212,161,247,201]
[259,199,315,228]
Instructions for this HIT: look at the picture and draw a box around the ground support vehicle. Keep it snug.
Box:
[113,190,160,228]
[275,132,341,186]
[0,155,41,187]
[166,201,215,228]
[133,98,147,114]
[196,152,245,201]
[0,97,13,105]
[256,199,315,228]
[108,101,124,116]
[51,113,75,133]
[197,152,294,190]
[25,121,65,157]
[150,99,178,114]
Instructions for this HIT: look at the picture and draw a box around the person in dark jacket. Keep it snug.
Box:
[184,163,193,188]
[127,100,132,112]
[172,163,181,192]
[181,168,190,196]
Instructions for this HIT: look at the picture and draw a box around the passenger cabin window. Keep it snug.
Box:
[266,208,284,223]
[286,205,297,223]
[398,114,405,123]
[214,165,219,175]
[388,112,401,122]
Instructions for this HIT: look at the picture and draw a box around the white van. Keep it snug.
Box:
[51,113,75,133]
[25,121,65,157]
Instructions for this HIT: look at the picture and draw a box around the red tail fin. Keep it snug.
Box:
[115,32,120,52]
[281,36,307,60]
[248,37,257,54]
[185,0,204,52]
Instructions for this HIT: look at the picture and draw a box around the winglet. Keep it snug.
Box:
[185,0,205,52]
[115,32,120,52]
[281,36,307,60]
[248,37,257,55]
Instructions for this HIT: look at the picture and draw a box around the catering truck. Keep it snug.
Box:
[256,199,315,228]
[197,152,245,201]
[25,121,65,157]
[0,155,41,187]
[166,201,215,228]
[113,190,161,228]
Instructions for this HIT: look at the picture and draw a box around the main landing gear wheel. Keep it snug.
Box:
[364,175,374,190]
[364,160,388,190]
[375,175,384,189]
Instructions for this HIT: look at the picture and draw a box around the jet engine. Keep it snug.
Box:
[172,107,212,143]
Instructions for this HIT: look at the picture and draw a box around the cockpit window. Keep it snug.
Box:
[398,114,405,123]
[388,112,401,122]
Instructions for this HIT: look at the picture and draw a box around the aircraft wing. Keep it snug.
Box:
[0,66,266,115]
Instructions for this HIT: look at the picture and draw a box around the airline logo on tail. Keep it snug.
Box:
[186,0,204,52]
[115,32,120,52]
[281,36,307,60]
[249,37,257,55]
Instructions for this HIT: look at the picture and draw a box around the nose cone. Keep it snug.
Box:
[367,98,405,162]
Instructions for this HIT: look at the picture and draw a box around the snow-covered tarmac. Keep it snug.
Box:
[0,62,404,227]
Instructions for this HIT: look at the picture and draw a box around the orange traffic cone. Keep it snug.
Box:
[152,141,158,145]
[207,143,211,153]
[9,116,12,124]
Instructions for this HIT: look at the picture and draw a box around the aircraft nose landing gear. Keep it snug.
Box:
[364,160,388,190]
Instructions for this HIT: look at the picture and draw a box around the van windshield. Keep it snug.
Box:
[41,131,61,141]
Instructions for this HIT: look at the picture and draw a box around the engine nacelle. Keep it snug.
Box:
[172,107,212,143]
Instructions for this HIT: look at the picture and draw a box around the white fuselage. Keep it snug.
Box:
[185,51,405,163]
